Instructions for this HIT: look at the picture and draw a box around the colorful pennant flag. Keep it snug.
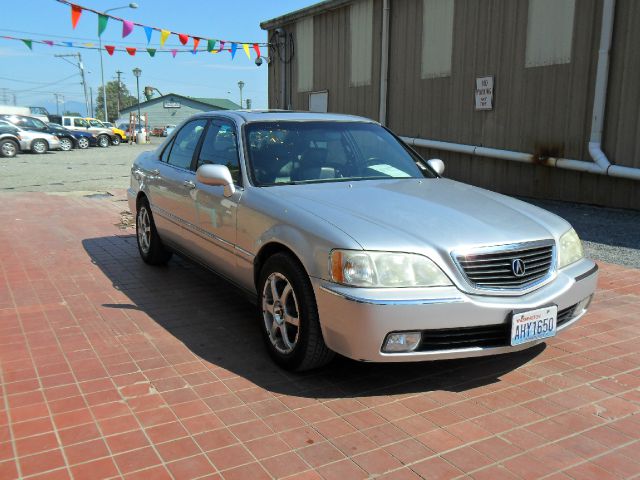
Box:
[63,41,73,47]
[105,45,115,55]
[160,29,170,47]
[71,4,82,29]
[44,40,54,46]
[171,49,178,58]
[98,14,108,36]
[126,47,136,56]
[178,33,189,45]
[253,43,260,59]
[192,37,200,52]
[144,26,153,44]
[242,43,251,59]
[22,39,33,50]
[147,48,156,57]
[217,41,225,53]
[122,20,134,38]
[207,39,216,52]
[230,42,237,59]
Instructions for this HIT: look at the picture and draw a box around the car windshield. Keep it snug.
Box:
[245,121,436,186]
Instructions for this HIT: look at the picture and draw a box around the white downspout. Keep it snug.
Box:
[401,0,640,182]
[379,0,390,125]
[588,0,615,171]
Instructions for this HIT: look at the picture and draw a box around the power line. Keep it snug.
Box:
[4,74,80,94]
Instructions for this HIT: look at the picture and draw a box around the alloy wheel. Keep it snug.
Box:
[77,137,89,149]
[1,141,16,157]
[262,272,301,354]
[60,138,72,151]
[137,206,152,254]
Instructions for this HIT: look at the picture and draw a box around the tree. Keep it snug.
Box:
[63,111,82,116]
[95,80,138,122]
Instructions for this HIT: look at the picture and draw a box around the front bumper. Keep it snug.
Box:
[312,258,598,362]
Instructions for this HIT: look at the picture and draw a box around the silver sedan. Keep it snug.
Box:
[128,111,598,371]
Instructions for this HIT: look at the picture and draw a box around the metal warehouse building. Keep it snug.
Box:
[261,0,640,210]
[119,94,240,130]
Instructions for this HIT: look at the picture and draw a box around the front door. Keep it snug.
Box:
[191,119,243,278]
[149,119,207,248]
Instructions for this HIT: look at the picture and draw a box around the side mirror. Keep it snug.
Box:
[427,158,445,176]
[196,164,236,197]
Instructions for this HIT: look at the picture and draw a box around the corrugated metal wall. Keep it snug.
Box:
[265,0,640,210]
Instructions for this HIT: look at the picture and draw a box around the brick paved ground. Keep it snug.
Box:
[0,192,639,480]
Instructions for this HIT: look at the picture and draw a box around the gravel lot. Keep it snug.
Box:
[0,138,160,193]
[1,141,637,269]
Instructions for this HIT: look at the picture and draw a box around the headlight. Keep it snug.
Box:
[330,250,452,287]
[557,228,584,269]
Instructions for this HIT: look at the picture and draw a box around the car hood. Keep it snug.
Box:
[265,178,570,255]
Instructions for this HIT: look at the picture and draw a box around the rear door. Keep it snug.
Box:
[147,119,207,249]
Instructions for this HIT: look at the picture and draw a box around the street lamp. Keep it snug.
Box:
[133,67,142,138]
[99,3,138,121]
[237,81,245,109]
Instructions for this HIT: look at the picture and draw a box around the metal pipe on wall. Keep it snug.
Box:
[400,0,640,183]
[378,0,390,125]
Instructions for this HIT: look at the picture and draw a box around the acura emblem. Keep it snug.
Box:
[512,258,526,277]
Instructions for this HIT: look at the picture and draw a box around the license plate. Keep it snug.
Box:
[511,306,557,346]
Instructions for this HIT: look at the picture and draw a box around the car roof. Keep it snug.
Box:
[189,110,378,124]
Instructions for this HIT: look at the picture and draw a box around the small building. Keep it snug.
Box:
[261,0,640,210]
[118,94,240,129]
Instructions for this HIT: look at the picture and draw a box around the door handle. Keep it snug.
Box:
[183,180,196,189]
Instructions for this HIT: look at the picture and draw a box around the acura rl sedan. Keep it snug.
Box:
[128,111,598,371]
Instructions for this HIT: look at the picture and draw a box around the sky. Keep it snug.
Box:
[0,0,318,117]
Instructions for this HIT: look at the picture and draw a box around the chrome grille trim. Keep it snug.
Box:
[453,240,556,291]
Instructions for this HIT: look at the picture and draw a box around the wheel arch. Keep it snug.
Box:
[253,241,309,291]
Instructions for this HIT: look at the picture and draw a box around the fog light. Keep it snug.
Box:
[576,294,593,314]
[383,332,421,353]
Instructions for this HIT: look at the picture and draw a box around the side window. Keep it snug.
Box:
[166,120,207,170]
[63,118,71,127]
[160,137,175,163]
[196,121,241,183]
[74,119,85,127]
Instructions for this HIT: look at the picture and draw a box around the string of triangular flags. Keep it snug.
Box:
[0,35,258,58]
[56,0,265,60]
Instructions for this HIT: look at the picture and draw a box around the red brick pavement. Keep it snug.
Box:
[0,192,639,479]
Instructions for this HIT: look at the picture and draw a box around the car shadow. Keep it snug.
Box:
[83,234,545,399]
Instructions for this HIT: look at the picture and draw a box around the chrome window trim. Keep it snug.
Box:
[450,239,557,295]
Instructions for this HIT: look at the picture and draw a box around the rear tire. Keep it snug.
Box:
[111,136,121,146]
[0,139,19,158]
[31,139,47,154]
[136,199,172,265]
[97,135,110,148]
[257,253,334,371]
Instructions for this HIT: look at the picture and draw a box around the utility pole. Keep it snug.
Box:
[55,53,90,116]
[53,93,65,115]
[12,94,17,106]
[0,88,10,104]
[115,70,123,119]
[89,87,94,117]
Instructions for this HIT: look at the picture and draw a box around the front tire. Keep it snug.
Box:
[31,139,48,154]
[97,135,110,148]
[258,253,334,371]
[0,139,18,158]
[59,138,73,151]
[111,136,121,146]
[77,137,89,149]
[136,199,172,265]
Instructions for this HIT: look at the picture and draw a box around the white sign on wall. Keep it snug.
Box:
[309,91,328,113]
[475,76,494,110]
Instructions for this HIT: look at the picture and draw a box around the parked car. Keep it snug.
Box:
[46,123,96,150]
[0,119,60,153]
[85,118,127,144]
[128,112,598,371]
[164,124,176,136]
[151,126,165,137]
[0,124,21,158]
[59,116,116,147]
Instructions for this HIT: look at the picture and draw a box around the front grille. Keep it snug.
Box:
[455,242,554,290]
[417,303,578,352]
